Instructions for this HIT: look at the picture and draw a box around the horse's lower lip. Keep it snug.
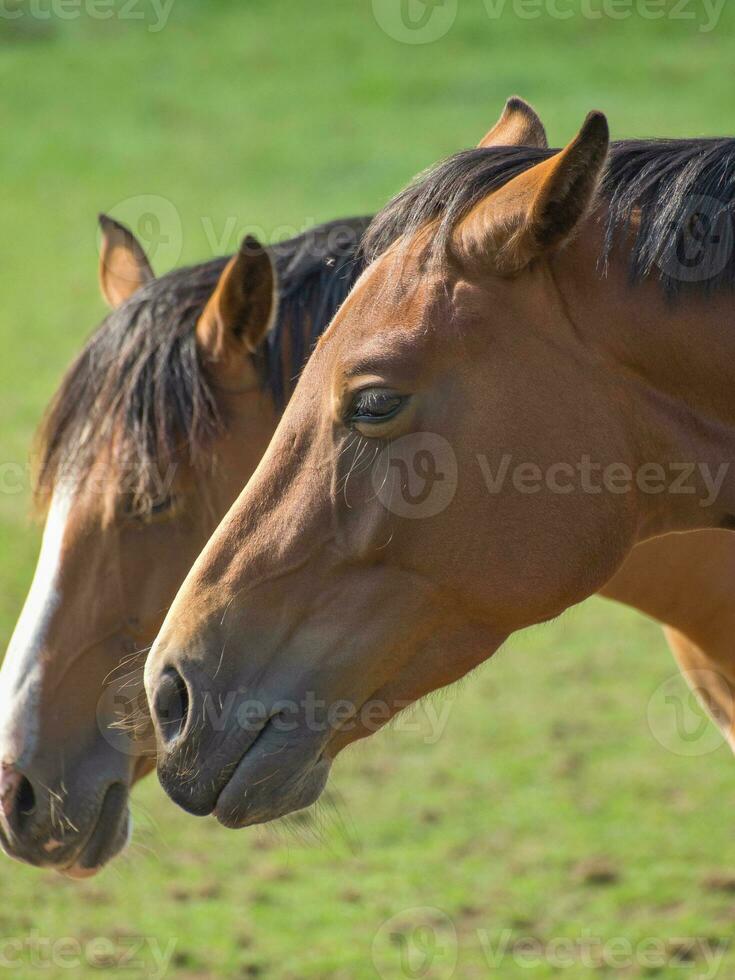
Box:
[211,724,330,828]
[213,755,329,829]
[62,783,129,877]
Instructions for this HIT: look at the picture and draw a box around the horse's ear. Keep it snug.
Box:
[195,236,275,382]
[98,214,154,308]
[456,111,609,275]
[477,96,548,149]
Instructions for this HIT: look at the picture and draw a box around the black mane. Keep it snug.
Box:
[37,137,735,512]
[35,217,368,512]
[265,218,368,406]
[363,138,735,296]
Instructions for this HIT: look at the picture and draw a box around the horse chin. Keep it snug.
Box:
[62,864,102,880]
[60,783,131,879]
[207,715,332,828]
[213,755,331,829]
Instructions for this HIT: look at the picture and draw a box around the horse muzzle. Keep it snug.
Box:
[147,656,333,827]
[0,757,131,876]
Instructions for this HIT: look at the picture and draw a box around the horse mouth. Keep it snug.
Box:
[158,714,331,828]
[62,782,130,878]
[213,744,330,829]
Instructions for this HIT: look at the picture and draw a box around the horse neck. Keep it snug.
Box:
[551,220,735,536]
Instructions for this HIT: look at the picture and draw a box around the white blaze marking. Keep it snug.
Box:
[0,488,73,767]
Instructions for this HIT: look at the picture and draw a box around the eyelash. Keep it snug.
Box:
[348,390,407,425]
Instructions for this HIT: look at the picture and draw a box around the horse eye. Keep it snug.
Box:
[122,494,176,523]
[348,389,407,426]
[149,495,174,517]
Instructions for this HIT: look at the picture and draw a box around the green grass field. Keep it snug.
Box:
[3,1,735,976]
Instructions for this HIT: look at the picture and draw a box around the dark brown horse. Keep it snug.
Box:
[144,105,735,828]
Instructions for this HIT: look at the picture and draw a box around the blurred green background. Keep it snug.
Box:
[2,1,735,976]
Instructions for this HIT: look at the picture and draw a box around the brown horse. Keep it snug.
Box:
[144,105,735,829]
[3,100,735,874]
[0,215,367,875]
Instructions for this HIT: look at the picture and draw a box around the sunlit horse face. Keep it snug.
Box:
[0,219,284,875]
[146,108,735,828]
[144,111,630,826]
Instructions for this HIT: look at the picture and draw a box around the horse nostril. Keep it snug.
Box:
[154,667,190,745]
[0,765,36,832]
[16,776,36,818]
